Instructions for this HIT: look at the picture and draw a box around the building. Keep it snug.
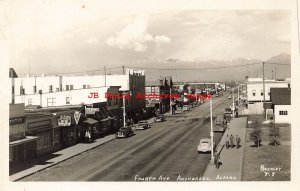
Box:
[245,77,290,114]
[9,103,38,164]
[10,68,145,123]
[270,87,291,124]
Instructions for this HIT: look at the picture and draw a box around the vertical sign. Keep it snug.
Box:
[74,111,81,125]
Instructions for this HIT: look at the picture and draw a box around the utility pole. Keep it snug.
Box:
[170,87,172,115]
[232,86,235,118]
[263,62,266,120]
[210,97,214,162]
[104,66,106,86]
[123,92,126,127]
[237,83,240,106]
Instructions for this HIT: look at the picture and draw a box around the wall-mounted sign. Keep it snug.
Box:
[58,116,71,126]
[74,111,81,125]
[85,107,99,115]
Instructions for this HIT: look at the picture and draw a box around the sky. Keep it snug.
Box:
[1,0,291,76]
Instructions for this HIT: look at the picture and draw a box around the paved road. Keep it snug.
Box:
[22,93,232,181]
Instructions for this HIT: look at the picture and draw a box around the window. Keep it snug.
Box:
[20,86,25,95]
[66,85,70,91]
[28,98,32,105]
[87,84,91,88]
[114,97,118,105]
[33,85,37,94]
[66,97,70,104]
[83,85,86,89]
[252,90,256,96]
[49,85,53,92]
[56,88,59,92]
[70,85,73,90]
[260,90,263,96]
[47,98,56,107]
[279,111,288,115]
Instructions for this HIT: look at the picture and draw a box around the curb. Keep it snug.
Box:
[10,136,116,182]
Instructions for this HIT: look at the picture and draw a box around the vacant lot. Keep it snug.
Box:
[241,115,291,181]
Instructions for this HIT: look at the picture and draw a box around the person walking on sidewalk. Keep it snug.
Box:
[225,134,230,149]
[214,151,221,169]
[236,135,241,149]
[230,134,235,148]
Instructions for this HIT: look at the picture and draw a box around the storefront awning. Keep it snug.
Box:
[83,118,98,124]
[9,136,38,147]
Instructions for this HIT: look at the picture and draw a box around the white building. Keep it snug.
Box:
[245,78,290,114]
[10,68,146,121]
[270,88,291,124]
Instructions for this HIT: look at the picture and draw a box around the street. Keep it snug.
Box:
[22,94,232,181]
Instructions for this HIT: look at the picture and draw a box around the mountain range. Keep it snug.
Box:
[144,52,291,83]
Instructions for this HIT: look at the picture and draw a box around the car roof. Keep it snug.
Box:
[138,120,147,122]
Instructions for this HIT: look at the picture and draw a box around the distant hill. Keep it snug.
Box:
[144,53,291,82]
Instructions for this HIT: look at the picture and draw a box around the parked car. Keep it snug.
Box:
[154,114,166,122]
[224,108,233,120]
[227,95,232,99]
[175,107,184,114]
[136,120,151,130]
[214,114,226,132]
[115,126,134,138]
[183,105,190,111]
[197,138,215,153]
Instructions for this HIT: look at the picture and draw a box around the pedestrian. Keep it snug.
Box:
[225,134,230,149]
[236,135,241,149]
[214,151,221,169]
[230,134,235,148]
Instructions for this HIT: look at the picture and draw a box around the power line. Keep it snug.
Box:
[123,62,262,71]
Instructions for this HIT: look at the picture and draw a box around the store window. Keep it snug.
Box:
[66,85,70,91]
[49,85,53,92]
[70,85,74,90]
[36,133,52,150]
[83,85,86,89]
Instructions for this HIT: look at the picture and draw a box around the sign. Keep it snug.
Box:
[85,107,99,115]
[58,116,71,126]
[74,111,81,125]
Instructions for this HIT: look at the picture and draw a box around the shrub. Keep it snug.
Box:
[269,122,281,145]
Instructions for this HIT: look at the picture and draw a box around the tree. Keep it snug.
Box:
[269,122,281,145]
[250,120,262,147]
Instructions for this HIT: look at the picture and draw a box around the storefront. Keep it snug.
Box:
[57,115,77,148]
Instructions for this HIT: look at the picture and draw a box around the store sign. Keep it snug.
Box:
[58,116,71,126]
[74,111,81,125]
[85,107,99,115]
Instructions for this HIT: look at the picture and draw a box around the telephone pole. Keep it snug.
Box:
[263,62,266,120]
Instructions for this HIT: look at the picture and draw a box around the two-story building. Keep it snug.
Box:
[270,87,291,124]
[245,78,290,114]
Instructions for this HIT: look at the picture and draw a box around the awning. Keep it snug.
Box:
[9,136,38,147]
[83,118,98,124]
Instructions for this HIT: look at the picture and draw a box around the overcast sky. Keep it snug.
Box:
[3,0,290,75]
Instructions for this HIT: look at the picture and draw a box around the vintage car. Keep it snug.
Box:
[136,120,151,130]
[154,114,166,122]
[115,126,134,138]
[197,138,215,153]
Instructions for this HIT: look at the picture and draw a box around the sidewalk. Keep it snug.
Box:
[202,117,247,181]
[10,134,116,181]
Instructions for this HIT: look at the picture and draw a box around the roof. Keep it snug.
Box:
[270,88,291,105]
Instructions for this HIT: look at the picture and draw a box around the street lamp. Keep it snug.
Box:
[210,96,214,162]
